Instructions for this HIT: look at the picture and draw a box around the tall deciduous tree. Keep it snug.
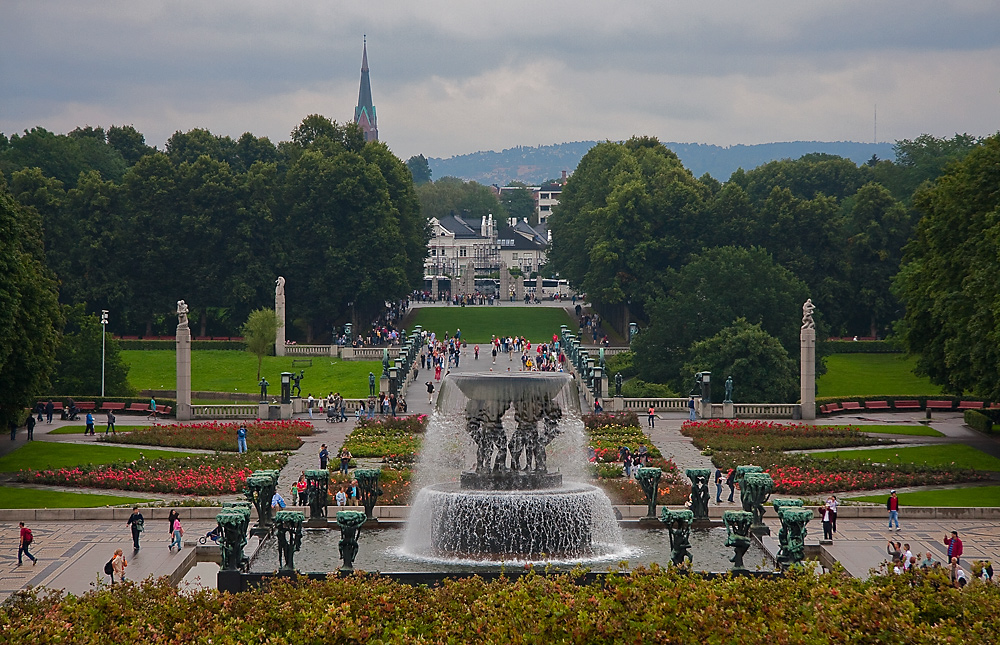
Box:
[50,304,133,396]
[894,134,1000,396]
[682,319,799,403]
[242,308,280,381]
[406,154,432,185]
[0,179,63,426]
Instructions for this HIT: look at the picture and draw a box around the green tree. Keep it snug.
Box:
[242,308,280,381]
[0,126,126,187]
[499,185,535,224]
[0,179,63,427]
[50,304,133,396]
[894,134,1000,396]
[416,176,504,222]
[682,319,798,403]
[107,125,154,166]
[632,246,809,386]
[874,133,981,203]
[406,154,432,185]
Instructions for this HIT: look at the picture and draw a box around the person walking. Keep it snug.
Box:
[688,397,697,422]
[45,399,54,424]
[105,410,116,435]
[168,516,183,552]
[426,381,435,404]
[307,394,314,419]
[236,424,248,453]
[725,468,736,503]
[148,397,157,420]
[319,444,329,470]
[944,530,964,565]
[17,521,37,566]
[821,502,834,541]
[85,411,95,436]
[887,490,900,530]
[648,406,655,428]
[339,448,352,476]
[127,506,144,551]
[714,467,723,504]
[826,495,838,533]
[167,509,180,545]
[8,420,15,441]
[25,415,35,441]
[295,474,308,505]
[111,548,127,584]
[474,344,479,360]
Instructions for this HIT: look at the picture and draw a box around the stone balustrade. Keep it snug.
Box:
[284,344,336,357]
[192,404,260,419]
[621,398,689,412]
[733,403,800,418]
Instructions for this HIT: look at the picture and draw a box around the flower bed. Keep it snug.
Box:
[582,411,640,430]
[681,419,884,452]
[8,568,999,642]
[711,449,990,496]
[328,469,413,506]
[18,452,288,496]
[342,415,428,464]
[99,420,313,451]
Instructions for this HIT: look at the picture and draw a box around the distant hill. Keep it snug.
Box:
[428,140,897,185]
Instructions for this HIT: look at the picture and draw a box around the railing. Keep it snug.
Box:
[284,344,335,357]
[191,404,260,419]
[734,403,799,418]
[341,347,403,361]
[621,398,689,412]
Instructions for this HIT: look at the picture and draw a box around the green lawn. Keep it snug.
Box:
[48,425,145,435]
[0,442,199,473]
[122,350,378,398]
[817,424,944,437]
[0,486,154,509]
[817,353,943,397]
[408,307,575,343]
[809,444,1000,471]
[847,486,1000,507]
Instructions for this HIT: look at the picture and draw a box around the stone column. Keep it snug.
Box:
[535,274,543,299]
[175,300,192,421]
[431,276,439,300]
[499,262,510,301]
[800,299,816,420]
[275,276,286,357]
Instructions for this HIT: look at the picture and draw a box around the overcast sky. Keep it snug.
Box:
[2,1,998,161]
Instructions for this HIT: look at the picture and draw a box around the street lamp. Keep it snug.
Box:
[100,310,109,397]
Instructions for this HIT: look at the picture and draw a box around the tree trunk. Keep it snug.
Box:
[145,319,153,338]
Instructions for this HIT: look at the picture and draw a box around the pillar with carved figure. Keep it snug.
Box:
[275,276,286,356]
[175,300,192,421]
[800,299,816,420]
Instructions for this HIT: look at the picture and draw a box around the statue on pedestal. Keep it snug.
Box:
[636,467,662,519]
[660,508,694,567]
[724,375,734,403]
[355,468,384,519]
[291,370,304,398]
[336,510,367,572]
[274,510,304,572]
[723,510,754,569]
[686,468,712,521]
[614,372,623,396]
[275,276,285,297]
[259,378,269,401]
[176,300,189,328]
[801,298,816,329]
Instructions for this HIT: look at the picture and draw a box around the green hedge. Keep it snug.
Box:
[118,339,247,351]
[605,351,637,380]
[31,396,178,415]
[964,410,994,434]
[823,339,901,353]
[815,395,986,409]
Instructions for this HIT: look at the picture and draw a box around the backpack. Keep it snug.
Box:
[22,528,33,544]
[104,559,114,575]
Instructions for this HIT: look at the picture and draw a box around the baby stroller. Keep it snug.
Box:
[198,525,221,545]
[326,406,338,423]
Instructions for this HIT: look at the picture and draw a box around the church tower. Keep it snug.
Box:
[354,37,378,142]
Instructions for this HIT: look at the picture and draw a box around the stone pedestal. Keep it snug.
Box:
[280,403,292,419]
[611,396,624,412]
[380,377,388,395]
[699,398,712,419]
[176,316,192,421]
[800,327,816,420]
[258,403,269,419]
[291,398,305,414]
[275,276,286,357]
[431,277,439,300]
[723,401,734,419]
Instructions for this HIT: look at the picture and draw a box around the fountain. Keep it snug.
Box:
[404,372,625,560]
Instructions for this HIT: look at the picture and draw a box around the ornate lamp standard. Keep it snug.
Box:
[100,310,109,396]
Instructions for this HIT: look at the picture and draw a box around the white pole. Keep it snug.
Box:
[101,310,108,397]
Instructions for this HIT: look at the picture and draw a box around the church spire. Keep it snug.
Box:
[354,36,378,142]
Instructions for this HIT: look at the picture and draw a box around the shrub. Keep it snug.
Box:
[681,419,884,452]
[582,411,640,430]
[605,351,637,380]
[965,410,994,434]
[621,378,678,398]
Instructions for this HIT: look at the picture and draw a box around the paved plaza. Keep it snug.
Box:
[3,318,1000,599]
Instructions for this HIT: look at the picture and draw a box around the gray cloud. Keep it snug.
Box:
[1,1,997,160]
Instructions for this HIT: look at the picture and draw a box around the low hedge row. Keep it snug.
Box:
[118,339,247,351]
[4,570,1000,643]
[815,395,987,411]
[31,396,177,409]
[823,339,901,353]
[965,410,996,434]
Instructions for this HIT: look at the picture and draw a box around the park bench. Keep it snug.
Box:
[820,403,842,414]
[126,403,149,413]
[37,401,64,411]
[148,405,172,419]
[840,401,863,411]
[926,400,955,411]
[100,401,126,411]
[958,401,985,410]
[893,400,921,410]
[75,401,96,411]
[864,401,890,410]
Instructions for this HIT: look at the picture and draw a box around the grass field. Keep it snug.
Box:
[848,486,1000,507]
[49,425,144,435]
[817,353,943,397]
[817,424,944,437]
[407,307,575,343]
[122,350,378,398]
[0,486,154,508]
[809,444,1000,471]
[0,442,199,473]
